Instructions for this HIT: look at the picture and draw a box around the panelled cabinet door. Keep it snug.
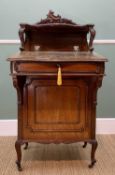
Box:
[22,78,92,142]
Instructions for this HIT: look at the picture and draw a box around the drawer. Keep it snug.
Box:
[14,62,100,74]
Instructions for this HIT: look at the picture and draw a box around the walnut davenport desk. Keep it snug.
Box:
[8,11,107,171]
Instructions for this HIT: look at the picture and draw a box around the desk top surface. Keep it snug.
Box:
[8,51,107,62]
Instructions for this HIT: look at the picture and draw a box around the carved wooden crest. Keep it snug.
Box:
[37,10,76,25]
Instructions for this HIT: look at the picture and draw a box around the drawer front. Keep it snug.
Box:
[14,62,100,74]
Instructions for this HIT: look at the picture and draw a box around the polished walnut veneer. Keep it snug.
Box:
[8,11,107,171]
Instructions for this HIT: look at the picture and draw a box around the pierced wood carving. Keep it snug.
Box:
[38,10,76,24]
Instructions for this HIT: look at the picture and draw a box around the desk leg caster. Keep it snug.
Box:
[83,142,87,148]
[24,142,28,150]
[15,140,23,171]
[89,160,96,168]
[89,140,98,168]
[16,160,22,171]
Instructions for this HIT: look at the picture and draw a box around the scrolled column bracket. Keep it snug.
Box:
[89,25,96,52]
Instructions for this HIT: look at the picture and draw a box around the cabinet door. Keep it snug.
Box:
[22,78,91,142]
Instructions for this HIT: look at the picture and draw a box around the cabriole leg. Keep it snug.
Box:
[89,140,98,168]
[15,140,23,171]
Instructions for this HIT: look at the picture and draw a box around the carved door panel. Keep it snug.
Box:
[22,78,91,141]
